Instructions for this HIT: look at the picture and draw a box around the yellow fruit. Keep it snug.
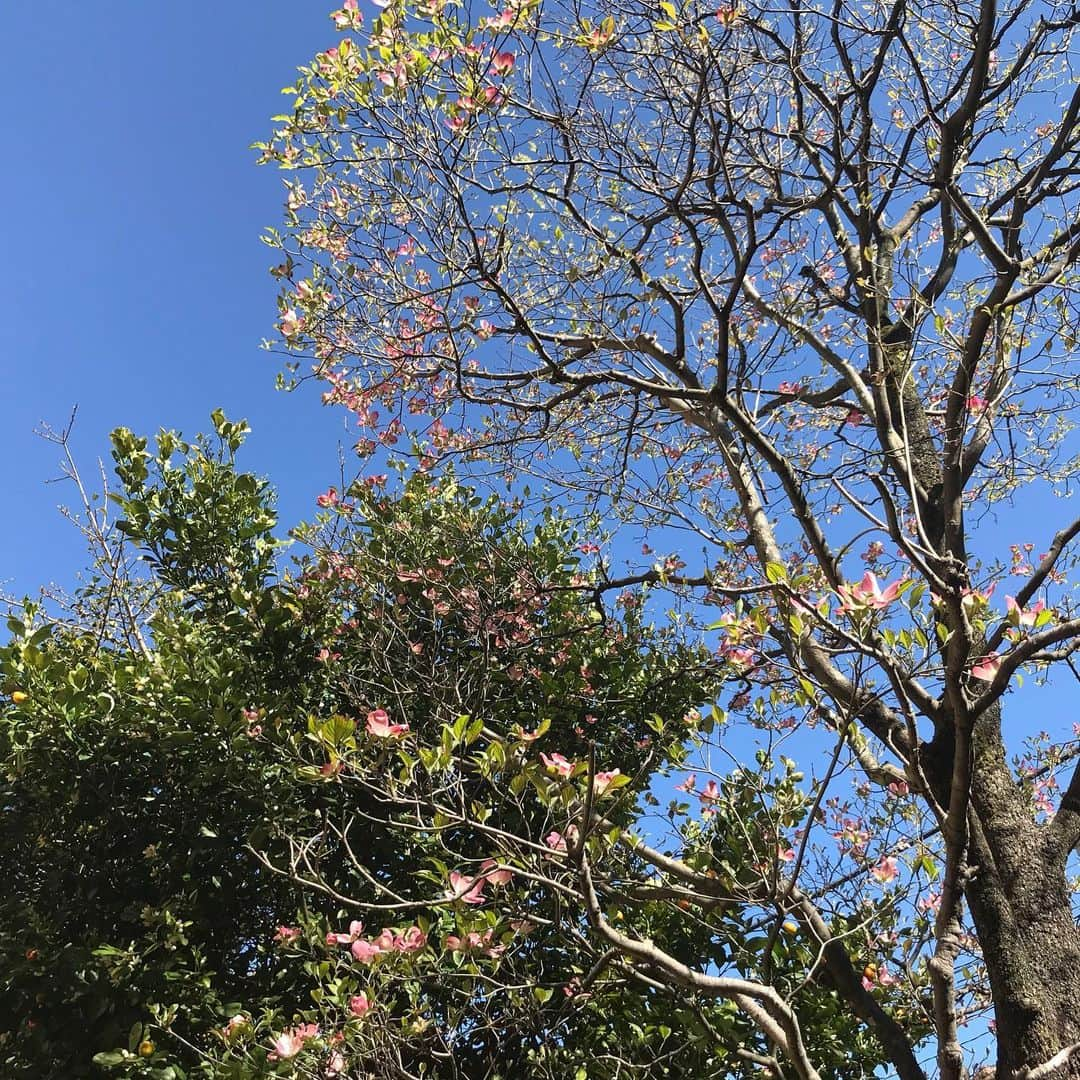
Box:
[863,964,877,982]
[11,691,28,704]
[782,919,798,934]
[137,1040,155,1058]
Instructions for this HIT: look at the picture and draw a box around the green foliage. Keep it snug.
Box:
[2,418,742,1078]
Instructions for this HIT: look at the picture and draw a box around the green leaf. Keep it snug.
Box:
[92,1051,129,1067]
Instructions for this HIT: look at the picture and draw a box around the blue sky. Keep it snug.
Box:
[2,1,351,599]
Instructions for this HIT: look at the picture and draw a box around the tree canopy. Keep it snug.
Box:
[6,0,1080,1077]
[251,0,1080,1075]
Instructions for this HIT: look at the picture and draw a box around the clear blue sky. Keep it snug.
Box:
[2,1,351,599]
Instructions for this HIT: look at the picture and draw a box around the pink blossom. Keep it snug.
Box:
[838,572,902,615]
[445,929,504,957]
[481,858,514,886]
[699,780,721,803]
[222,1015,248,1038]
[447,871,487,905]
[349,992,371,1017]
[593,769,622,796]
[871,856,899,884]
[722,645,756,669]
[777,844,796,863]
[269,1023,319,1061]
[1006,595,1045,628]
[540,752,575,777]
[363,929,391,954]
[490,51,515,75]
[350,938,384,963]
[887,780,909,798]
[279,309,305,339]
[273,925,301,945]
[316,487,340,508]
[960,583,995,612]
[545,825,579,851]
[394,925,428,952]
[366,709,409,738]
[331,0,362,29]
[966,394,988,412]
[326,920,365,946]
[970,653,1002,682]
[675,773,697,793]
[445,111,469,135]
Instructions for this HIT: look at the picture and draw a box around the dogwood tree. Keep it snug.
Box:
[253,0,1080,1075]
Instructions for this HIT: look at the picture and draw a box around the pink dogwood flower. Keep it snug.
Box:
[366,708,409,738]
[871,856,899,884]
[393,925,428,952]
[447,871,487,905]
[540,752,575,777]
[839,572,902,615]
[545,825,579,851]
[1006,595,1046,628]
[480,858,513,886]
[489,51,515,75]
[332,0,363,29]
[593,769,622,796]
[350,938,384,963]
[326,920,365,946]
[675,773,697,793]
[349,992,371,1017]
[269,1023,319,1061]
[970,653,1002,682]
[446,929,505,957]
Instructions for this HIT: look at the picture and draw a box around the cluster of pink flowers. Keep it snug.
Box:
[269,1022,319,1061]
[445,928,505,957]
[325,920,428,963]
[539,753,621,795]
[833,816,870,856]
[444,861,513,906]
[675,773,721,810]
[331,0,363,30]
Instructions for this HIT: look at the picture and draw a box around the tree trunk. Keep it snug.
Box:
[929,702,1080,1077]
